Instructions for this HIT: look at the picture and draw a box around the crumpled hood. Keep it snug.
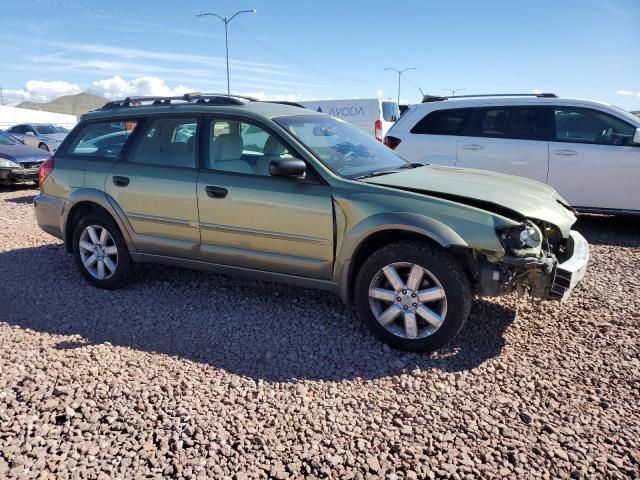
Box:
[361,164,577,234]
[0,143,51,163]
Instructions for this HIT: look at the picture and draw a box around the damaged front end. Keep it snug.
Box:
[478,220,589,302]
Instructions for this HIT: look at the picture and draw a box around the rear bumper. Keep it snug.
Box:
[33,194,65,240]
[549,231,589,301]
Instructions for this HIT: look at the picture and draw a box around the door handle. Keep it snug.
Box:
[112,175,130,187]
[206,186,228,199]
[462,144,483,150]
[553,149,577,156]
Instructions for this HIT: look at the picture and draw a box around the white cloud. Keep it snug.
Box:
[47,40,292,75]
[616,90,635,96]
[88,76,193,100]
[3,80,81,103]
[376,89,384,98]
[532,88,542,94]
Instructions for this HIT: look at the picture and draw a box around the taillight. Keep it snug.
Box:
[384,136,402,150]
[39,157,54,184]
[374,119,383,142]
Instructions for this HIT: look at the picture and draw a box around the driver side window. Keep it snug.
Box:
[554,107,635,146]
[205,119,289,176]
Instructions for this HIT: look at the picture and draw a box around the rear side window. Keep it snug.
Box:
[471,107,548,140]
[554,107,636,146]
[410,108,471,135]
[128,117,198,168]
[382,102,400,122]
[68,120,139,158]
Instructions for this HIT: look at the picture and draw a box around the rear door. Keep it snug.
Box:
[548,106,640,211]
[395,107,472,166]
[104,116,201,258]
[196,116,334,279]
[456,106,550,182]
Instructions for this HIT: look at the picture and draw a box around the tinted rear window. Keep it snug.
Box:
[382,102,400,122]
[410,108,471,135]
[470,106,549,140]
[68,120,139,158]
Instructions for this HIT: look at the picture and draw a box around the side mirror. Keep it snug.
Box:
[270,158,306,178]
[634,127,640,145]
[25,131,35,137]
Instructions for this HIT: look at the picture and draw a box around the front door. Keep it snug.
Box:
[196,117,334,279]
[547,106,640,211]
[105,116,201,258]
[456,106,549,183]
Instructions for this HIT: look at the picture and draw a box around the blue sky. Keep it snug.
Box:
[1,0,639,110]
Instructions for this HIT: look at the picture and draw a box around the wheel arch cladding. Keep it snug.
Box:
[338,213,469,303]
[63,191,133,253]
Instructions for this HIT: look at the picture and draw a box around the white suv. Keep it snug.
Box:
[384,94,640,213]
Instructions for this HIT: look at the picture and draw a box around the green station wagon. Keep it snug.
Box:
[34,94,589,352]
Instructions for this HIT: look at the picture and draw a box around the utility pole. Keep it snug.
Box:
[197,9,257,95]
[0,86,4,106]
[442,88,466,97]
[384,68,416,105]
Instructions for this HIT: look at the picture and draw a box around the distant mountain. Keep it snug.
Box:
[16,92,109,117]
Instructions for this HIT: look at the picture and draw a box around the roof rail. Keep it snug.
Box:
[263,101,305,108]
[100,92,249,110]
[421,93,557,103]
[184,92,259,103]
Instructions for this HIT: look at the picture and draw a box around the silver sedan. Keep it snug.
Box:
[6,123,70,153]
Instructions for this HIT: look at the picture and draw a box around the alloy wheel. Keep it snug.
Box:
[78,225,119,280]
[368,262,447,340]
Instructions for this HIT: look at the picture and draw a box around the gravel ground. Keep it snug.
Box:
[0,184,638,479]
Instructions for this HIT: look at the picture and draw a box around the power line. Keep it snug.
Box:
[32,0,191,21]
[31,0,361,83]
[401,75,424,99]
[231,26,362,82]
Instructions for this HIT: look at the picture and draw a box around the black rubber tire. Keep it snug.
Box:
[354,240,472,353]
[72,213,133,290]
[38,143,50,152]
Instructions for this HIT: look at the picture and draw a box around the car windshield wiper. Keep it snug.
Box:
[353,162,425,180]
[353,170,399,180]
[398,162,425,169]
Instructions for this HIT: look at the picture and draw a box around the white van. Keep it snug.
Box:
[299,98,400,141]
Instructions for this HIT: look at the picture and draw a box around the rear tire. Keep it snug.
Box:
[72,213,133,289]
[354,240,471,353]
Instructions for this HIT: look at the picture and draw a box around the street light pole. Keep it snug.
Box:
[442,88,466,97]
[197,9,256,95]
[384,67,416,105]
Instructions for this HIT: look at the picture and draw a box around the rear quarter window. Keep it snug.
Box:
[67,120,139,159]
[410,108,472,135]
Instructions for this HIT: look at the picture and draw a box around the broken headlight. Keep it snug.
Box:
[496,221,543,257]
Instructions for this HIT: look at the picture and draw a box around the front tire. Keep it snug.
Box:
[354,241,471,353]
[38,143,50,152]
[72,213,133,289]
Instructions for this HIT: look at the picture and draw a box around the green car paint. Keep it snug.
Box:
[34,96,587,309]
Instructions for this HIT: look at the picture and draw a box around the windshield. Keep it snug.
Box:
[34,125,69,135]
[274,115,407,178]
[0,130,19,145]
